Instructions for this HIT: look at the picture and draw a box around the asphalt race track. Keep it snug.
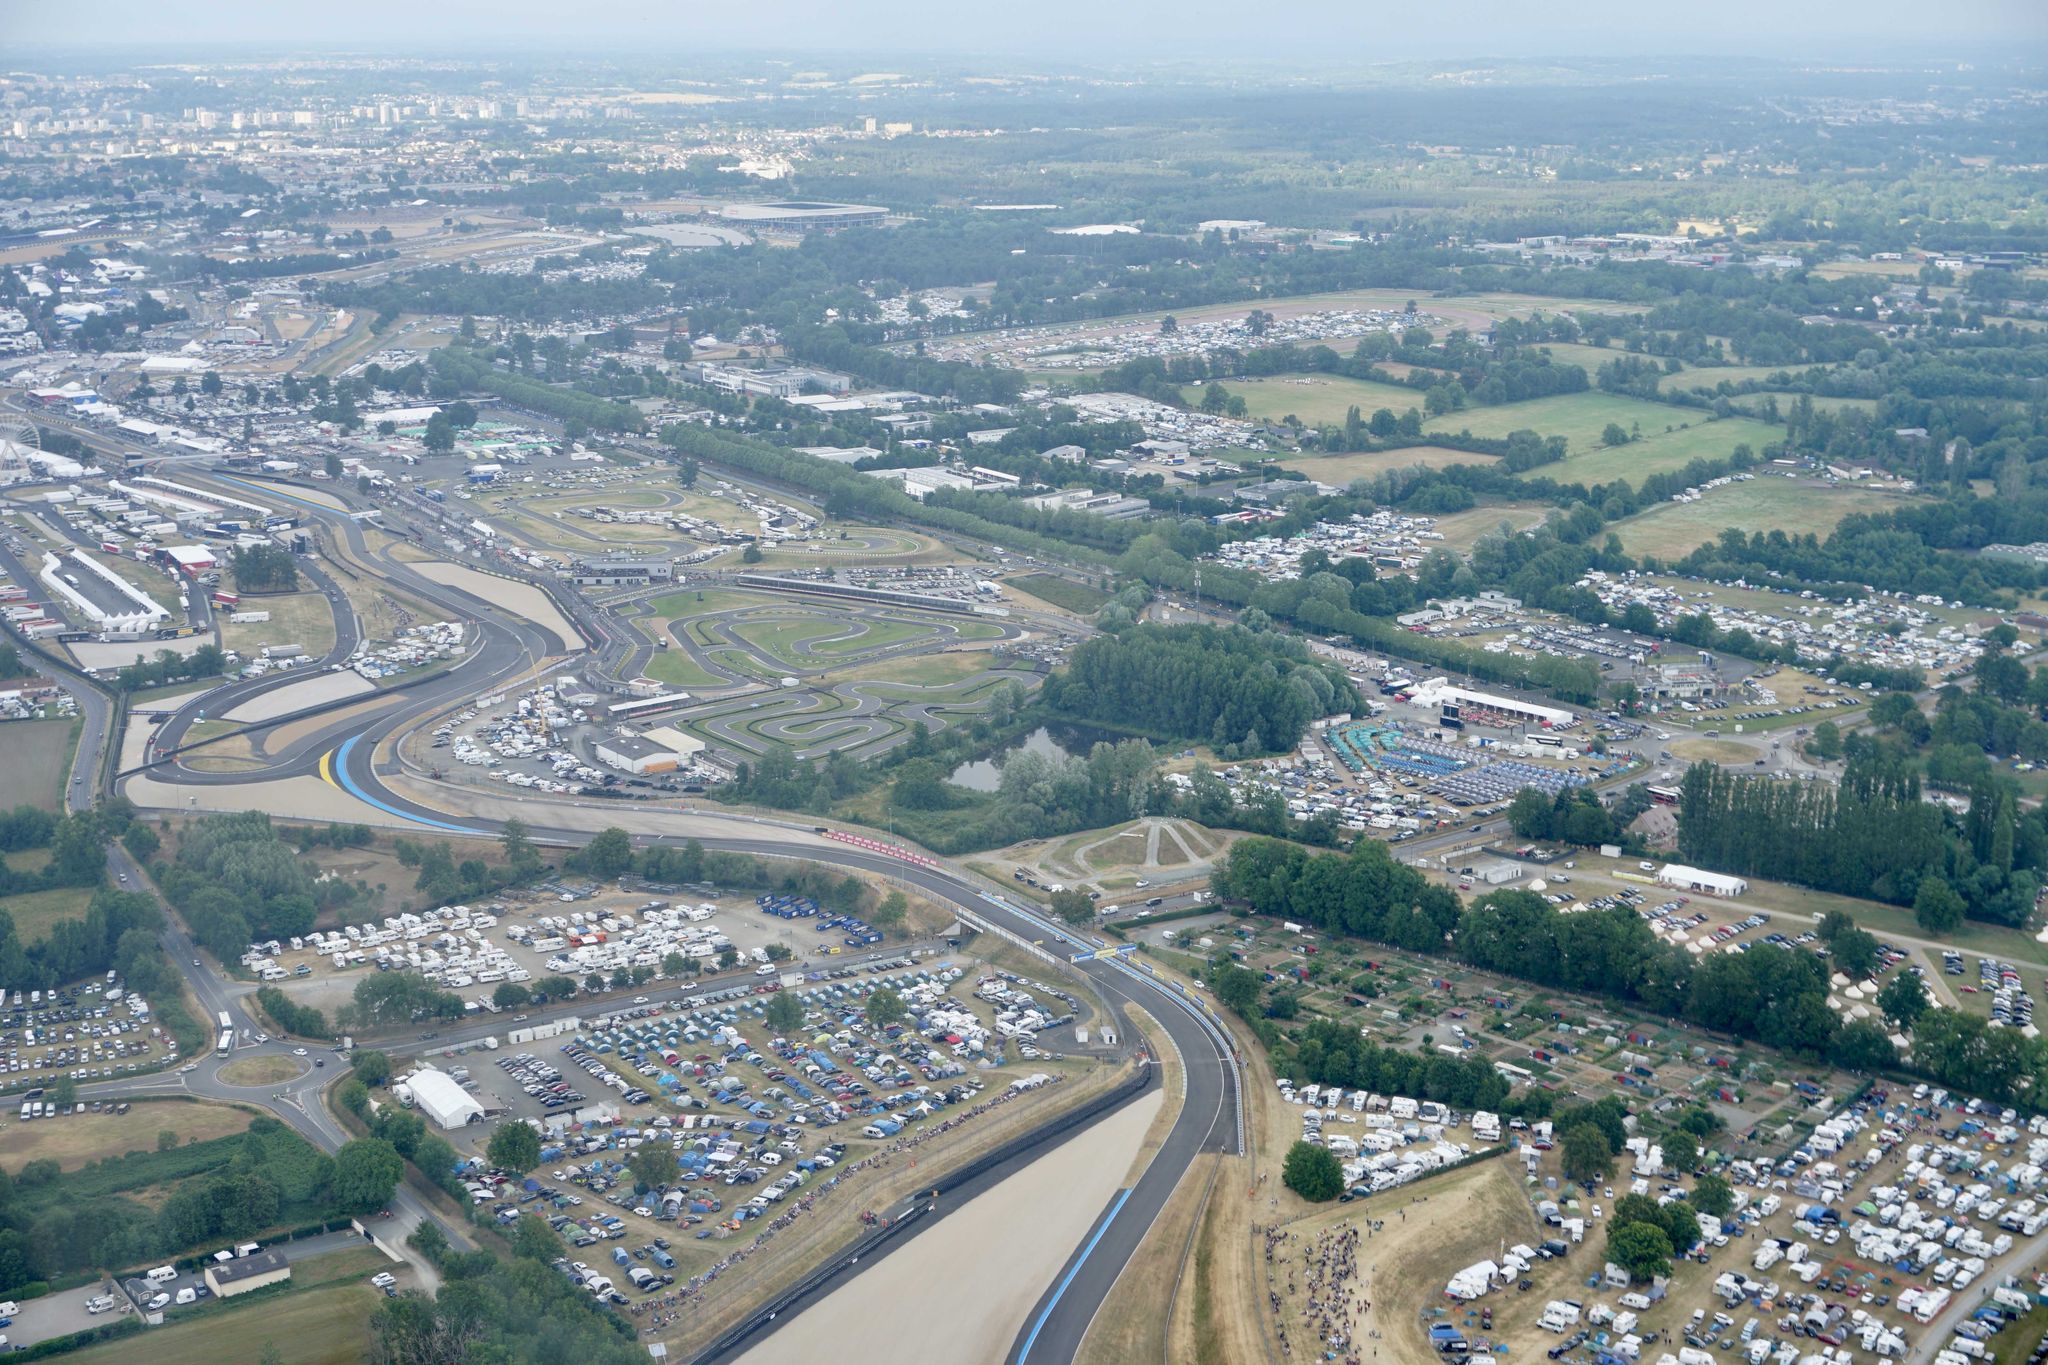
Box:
[94,472,1241,1364]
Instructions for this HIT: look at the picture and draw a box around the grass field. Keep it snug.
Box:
[1531,342,1643,374]
[641,648,728,690]
[1659,364,1812,393]
[1426,393,1781,487]
[0,883,97,944]
[218,591,337,662]
[219,1055,306,1086]
[830,652,991,687]
[1183,373,1422,425]
[1727,392,1880,418]
[1007,573,1110,614]
[0,1100,254,1173]
[1562,416,1783,487]
[1612,479,1913,559]
[648,588,771,618]
[1279,445,1498,483]
[0,718,76,811]
[1429,502,1556,551]
[64,1255,390,1365]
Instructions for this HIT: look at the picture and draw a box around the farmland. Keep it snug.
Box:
[1425,392,1782,486]
[1186,372,1423,425]
[0,718,75,811]
[1611,477,1914,559]
[1278,445,1497,483]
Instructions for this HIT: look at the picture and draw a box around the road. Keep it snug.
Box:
[40,464,1242,1363]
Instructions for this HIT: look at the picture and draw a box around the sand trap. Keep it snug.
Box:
[123,771,389,824]
[740,1089,1162,1365]
[411,560,583,653]
[224,669,374,722]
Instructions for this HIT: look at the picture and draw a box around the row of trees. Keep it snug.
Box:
[1678,755,2039,926]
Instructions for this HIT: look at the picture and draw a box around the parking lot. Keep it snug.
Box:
[403,946,1107,1323]
[0,975,176,1091]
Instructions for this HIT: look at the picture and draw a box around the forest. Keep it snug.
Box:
[1041,624,1356,755]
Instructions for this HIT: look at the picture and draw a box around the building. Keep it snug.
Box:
[570,556,676,586]
[161,545,217,577]
[714,200,887,231]
[595,733,681,775]
[1413,683,1576,730]
[1638,660,1724,702]
[205,1250,291,1299]
[404,1067,485,1129]
[1657,864,1748,897]
[639,726,707,762]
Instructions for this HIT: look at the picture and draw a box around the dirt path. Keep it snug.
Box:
[738,1090,1163,1365]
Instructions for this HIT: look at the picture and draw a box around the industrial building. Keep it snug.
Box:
[1657,864,1749,897]
[205,1250,291,1299]
[570,556,676,586]
[714,200,887,231]
[639,726,707,761]
[403,1067,486,1129]
[594,732,680,775]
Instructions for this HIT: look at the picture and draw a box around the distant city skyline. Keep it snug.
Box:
[7,0,2044,61]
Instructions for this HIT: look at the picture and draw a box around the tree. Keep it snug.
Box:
[871,890,908,932]
[1692,1172,1735,1219]
[573,827,633,879]
[51,1075,76,1108]
[333,1137,405,1213]
[628,1143,675,1193]
[764,991,805,1034]
[1879,970,1930,1030]
[1212,962,1262,1018]
[1914,875,1966,934]
[1049,888,1094,925]
[351,1049,393,1086]
[1282,1140,1344,1202]
[1602,423,1631,447]
[1828,926,1881,981]
[716,945,739,972]
[423,411,456,452]
[486,1120,541,1174]
[741,542,765,564]
[1662,1129,1698,1175]
[1561,1123,1615,1183]
[866,987,906,1030]
[1607,1222,1675,1281]
[492,981,532,1009]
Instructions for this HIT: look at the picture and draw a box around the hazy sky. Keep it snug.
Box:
[7,0,2045,61]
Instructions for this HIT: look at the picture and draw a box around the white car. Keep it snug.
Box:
[370,1272,396,1289]
[292,1047,307,1057]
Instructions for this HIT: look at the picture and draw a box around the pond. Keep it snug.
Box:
[946,723,1127,792]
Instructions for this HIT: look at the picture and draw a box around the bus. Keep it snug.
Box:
[217,1010,232,1032]
[1647,785,1681,806]
[216,1029,233,1056]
